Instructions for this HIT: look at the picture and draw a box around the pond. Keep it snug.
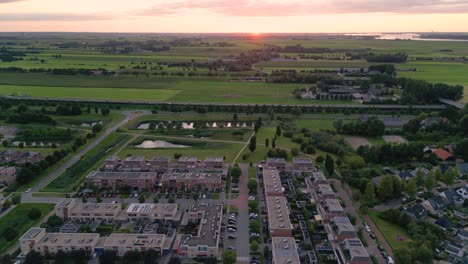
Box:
[134,140,190,149]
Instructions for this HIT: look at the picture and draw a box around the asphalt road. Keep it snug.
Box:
[21,110,150,202]
[330,179,391,264]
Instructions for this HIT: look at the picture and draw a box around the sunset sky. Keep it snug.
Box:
[1,0,468,33]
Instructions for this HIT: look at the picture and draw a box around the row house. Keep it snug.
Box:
[0,166,17,187]
[85,171,158,191]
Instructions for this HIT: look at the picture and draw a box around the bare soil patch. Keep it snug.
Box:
[345,136,371,150]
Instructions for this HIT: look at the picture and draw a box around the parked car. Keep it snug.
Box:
[370,233,376,239]
[227,246,236,250]
[228,235,236,239]
[378,245,385,251]
[365,225,371,232]
[250,233,260,237]
[248,196,256,201]
[227,228,236,232]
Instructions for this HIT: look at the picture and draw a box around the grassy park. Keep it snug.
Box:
[368,210,411,249]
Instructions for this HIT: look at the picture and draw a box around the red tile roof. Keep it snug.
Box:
[433,148,453,161]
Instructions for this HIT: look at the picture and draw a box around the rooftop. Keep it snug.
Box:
[318,184,335,196]
[151,156,170,162]
[178,156,197,162]
[331,217,355,235]
[71,203,121,214]
[104,233,166,248]
[203,157,223,162]
[124,156,145,162]
[161,171,222,181]
[267,157,286,164]
[271,237,301,264]
[263,169,283,194]
[266,196,292,230]
[126,203,177,215]
[293,158,312,164]
[323,199,344,213]
[344,239,369,259]
[20,228,44,240]
[86,171,158,180]
[432,148,453,161]
[180,203,223,247]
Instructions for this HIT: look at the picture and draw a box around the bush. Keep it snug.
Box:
[28,207,42,220]
[2,226,19,241]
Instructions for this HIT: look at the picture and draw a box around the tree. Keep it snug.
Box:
[378,175,393,201]
[168,257,181,264]
[394,247,413,264]
[434,168,443,181]
[424,171,436,190]
[325,154,334,176]
[123,251,142,264]
[249,135,257,152]
[99,250,117,264]
[249,219,260,233]
[248,179,258,194]
[250,240,259,252]
[2,226,18,241]
[392,176,402,198]
[442,167,456,186]
[0,254,10,264]
[223,250,237,264]
[92,123,103,133]
[276,126,282,137]
[406,178,417,199]
[265,138,269,148]
[71,249,88,264]
[24,251,43,264]
[459,114,468,134]
[11,195,21,205]
[315,156,324,163]
[53,250,66,264]
[291,148,299,157]
[138,194,146,203]
[143,249,159,264]
[363,182,376,206]
[417,243,433,264]
[46,214,64,227]
[271,138,276,149]
[415,168,425,186]
[28,207,42,220]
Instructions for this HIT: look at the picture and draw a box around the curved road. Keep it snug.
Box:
[21,110,151,203]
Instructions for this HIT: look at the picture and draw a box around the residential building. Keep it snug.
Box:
[330,217,356,242]
[104,156,120,171]
[0,166,17,187]
[271,237,301,264]
[383,117,407,128]
[263,169,284,197]
[422,195,448,214]
[321,199,344,220]
[292,158,314,171]
[160,171,223,192]
[440,190,464,208]
[403,203,427,220]
[177,156,197,169]
[432,148,455,162]
[176,203,223,258]
[122,156,146,171]
[342,239,370,264]
[457,163,468,176]
[20,228,99,255]
[315,184,336,201]
[149,156,170,171]
[456,185,468,199]
[85,171,158,191]
[56,199,121,222]
[103,233,167,256]
[266,196,293,237]
[267,157,286,171]
[202,157,223,169]
[125,203,179,222]
[0,149,44,165]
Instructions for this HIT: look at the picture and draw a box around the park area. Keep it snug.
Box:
[368,210,411,249]
[0,203,54,254]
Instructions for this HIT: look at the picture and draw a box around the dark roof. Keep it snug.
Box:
[398,171,413,180]
[435,217,453,229]
[383,117,408,127]
[403,203,427,220]
[442,190,463,205]
[458,163,468,174]
[429,196,448,212]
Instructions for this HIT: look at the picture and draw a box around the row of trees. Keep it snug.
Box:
[334,116,385,137]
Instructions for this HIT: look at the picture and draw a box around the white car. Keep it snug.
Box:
[227,228,236,232]
[365,225,371,232]
[25,188,32,193]
[248,196,256,201]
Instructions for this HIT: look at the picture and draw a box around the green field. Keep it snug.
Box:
[0,85,180,101]
[118,137,244,162]
[0,203,54,254]
[368,210,411,249]
[398,62,468,102]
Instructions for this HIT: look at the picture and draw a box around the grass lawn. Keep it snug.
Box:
[248,167,257,179]
[295,118,336,131]
[367,136,385,146]
[368,209,411,249]
[398,62,468,102]
[0,203,54,254]
[42,133,130,192]
[0,85,180,101]
[118,137,244,162]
